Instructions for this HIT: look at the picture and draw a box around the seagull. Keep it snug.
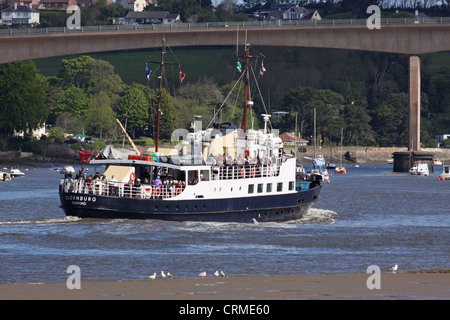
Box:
[220,271,226,277]
[167,272,173,279]
[388,264,398,272]
[214,270,219,277]
[198,271,206,278]
[161,271,166,279]
[148,272,156,280]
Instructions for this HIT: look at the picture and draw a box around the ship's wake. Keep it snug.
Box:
[0,216,82,226]
[288,208,339,225]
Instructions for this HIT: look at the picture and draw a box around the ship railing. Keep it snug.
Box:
[60,178,185,200]
[216,164,279,180]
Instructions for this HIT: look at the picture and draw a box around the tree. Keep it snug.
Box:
[280,86,345,143]
[57,85,91,120]
[86,92,116,139]
[88,59,125,106]
[342,103,374,146]
[372,92,408,147]
[117,84,150,138]
[59,56,95,89]
[0,61,47,137]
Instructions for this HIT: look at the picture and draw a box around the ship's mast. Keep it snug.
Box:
[148,36,180,152]
[155,36,166,153]
[243,43,250,132]
[235,43,262,132]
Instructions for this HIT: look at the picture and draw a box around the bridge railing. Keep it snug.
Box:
[1,17,449,37]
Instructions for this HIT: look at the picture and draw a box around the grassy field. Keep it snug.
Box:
[34,47,449,86]
[34,46,234,84]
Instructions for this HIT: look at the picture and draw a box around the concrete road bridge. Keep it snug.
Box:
[1,18,449,152]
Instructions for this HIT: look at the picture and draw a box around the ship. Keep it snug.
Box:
[58,40,323,223]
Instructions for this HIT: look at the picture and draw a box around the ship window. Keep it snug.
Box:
[248,184,254,193]
[277,182,283,192]
[200,170,210,181]
[266,183,272,192]
[188,170,198,185]
[289,181,294,190]
[257,183,263,193]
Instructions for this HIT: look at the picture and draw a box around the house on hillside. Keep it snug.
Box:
[280,132,308,147]
[435,134,450,147]
[39,0,111,9]
[7,0,39,9]
[124,10,179,24]
[38,0,75,9]
[76,0,113,8]
[1,3,39,25]
[267,4,321,22]
[119,0,157,12]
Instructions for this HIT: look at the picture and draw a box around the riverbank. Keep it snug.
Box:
[1,272,448,300]
[2,146,449,167]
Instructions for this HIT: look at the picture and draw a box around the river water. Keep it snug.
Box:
[0,163,448,284]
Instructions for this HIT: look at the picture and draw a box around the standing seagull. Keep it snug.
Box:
[167,272,173,279]
[388,264,398,272]
[161,271,166,279]
[148,272,156,280]
[214,270,219,277]
[220,271,226,277]
[198,271,207,278]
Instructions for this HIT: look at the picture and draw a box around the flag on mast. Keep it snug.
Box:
[236,60,242,73]
[179,68,185,83]
[146,63,151,79]
[260,61,266,75]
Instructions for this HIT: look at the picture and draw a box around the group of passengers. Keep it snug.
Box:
[62,169,184,199]
[122,176,185,199]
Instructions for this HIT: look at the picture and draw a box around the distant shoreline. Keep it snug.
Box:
[0,272,448,300]
[1,146,449,168]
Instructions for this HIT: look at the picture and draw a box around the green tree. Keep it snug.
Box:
[0,61,47,137]
[280,86,345,142]
[342,103,374,146]
[57,85,91,120]
[88,59,125,106]
[86,92,116,139]
[117,83,150,138]
[59,55,95,89]
[372,93,408,147]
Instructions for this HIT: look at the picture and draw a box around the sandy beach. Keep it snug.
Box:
[1,272,448,300]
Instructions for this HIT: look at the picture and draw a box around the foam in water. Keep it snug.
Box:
[0,216,82,226]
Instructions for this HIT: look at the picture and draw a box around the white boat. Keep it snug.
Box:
[10,169,25,177]
[438,164,450,180]
[409,163,429,176]
[1,172,11,182]
[61,166,76,175]
[433,159,443,166]
[334,166,346,174]
[335,128,346,174]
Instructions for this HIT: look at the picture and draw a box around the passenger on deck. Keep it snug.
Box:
[153,176,162,187]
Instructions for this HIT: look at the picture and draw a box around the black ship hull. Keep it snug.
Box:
[59,185,321,223]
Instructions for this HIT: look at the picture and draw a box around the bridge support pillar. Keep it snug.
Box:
[408,55,421,152]
[392,56,434,173]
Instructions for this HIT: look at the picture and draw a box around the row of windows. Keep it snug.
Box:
[210,181,294,194]
[248,181,294,194]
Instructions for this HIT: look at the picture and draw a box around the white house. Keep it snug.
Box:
[1,3,39,25]
[268,4,321,22]
[124,11,179,25]
[435,134,450,147]
[119,0,157,12]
